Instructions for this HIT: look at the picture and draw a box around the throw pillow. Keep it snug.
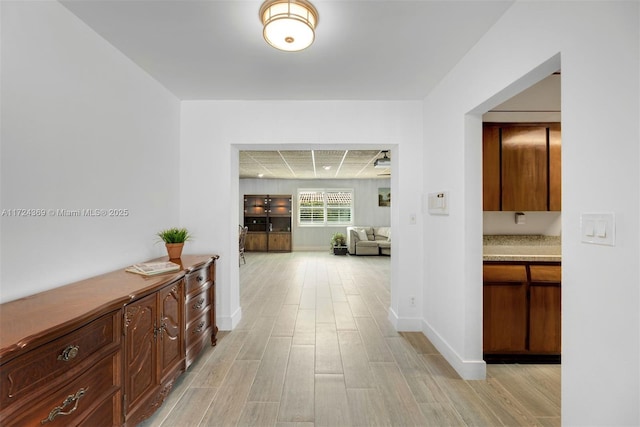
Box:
[387,229,392,241]
[356,228,369,241]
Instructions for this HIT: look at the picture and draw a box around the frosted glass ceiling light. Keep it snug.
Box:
[260,0,318,52]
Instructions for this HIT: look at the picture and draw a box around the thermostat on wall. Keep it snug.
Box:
[428,191,449,215]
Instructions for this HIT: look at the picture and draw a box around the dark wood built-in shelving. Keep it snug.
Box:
[244,194,292,252]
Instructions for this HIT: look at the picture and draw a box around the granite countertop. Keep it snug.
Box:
[483,235,561,262]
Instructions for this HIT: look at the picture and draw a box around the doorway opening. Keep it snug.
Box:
[477,63,562,365]
[233,143,399,329]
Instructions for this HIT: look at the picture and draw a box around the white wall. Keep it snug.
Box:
[180,101,423,332]
[0,1,181,302]
[240,178,391,250]
[423,1,639,425]
[483,211,561,236]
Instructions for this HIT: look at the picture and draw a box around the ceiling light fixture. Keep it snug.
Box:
[374,151,391,169]
[259,0,319,52]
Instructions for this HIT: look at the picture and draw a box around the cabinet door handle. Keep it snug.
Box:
[192,297,205,310]
[197,275,204,283]
[57,345,79,361]
[40,388,86,424]
[154,322,167,340]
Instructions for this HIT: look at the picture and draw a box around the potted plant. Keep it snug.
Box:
[330,232,348,255]
[157,227,191,259]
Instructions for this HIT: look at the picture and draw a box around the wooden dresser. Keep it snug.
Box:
[0,254,218,427]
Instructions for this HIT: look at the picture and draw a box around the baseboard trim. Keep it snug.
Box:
[217,306,242,331]
[292,246,328,251]
[388,307,422,331]
[422,319,486,380]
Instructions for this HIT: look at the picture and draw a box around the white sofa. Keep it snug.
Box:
[346,226,391,256]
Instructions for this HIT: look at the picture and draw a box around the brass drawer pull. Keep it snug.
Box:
[193,321,205,334]
[192,297,205,310]
[57,345,79,361]
[197,275,204,283]
[41,388,86,424]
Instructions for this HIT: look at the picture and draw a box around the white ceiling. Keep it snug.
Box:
[59,0,556,180]
[240,149,391,179]
[60,0,515,100]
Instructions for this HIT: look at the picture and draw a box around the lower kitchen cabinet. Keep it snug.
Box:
[483,261,561,363]
[483,283,528,353]
[529,265,562,354]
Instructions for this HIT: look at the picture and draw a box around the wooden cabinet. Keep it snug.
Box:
[528,265,562,353]
[268,232,292,252]
[483,265,528,353]
[483,123,561,211]
[0,254,218,427]
[184,262,217,369]
[482,125,501,210]
[244,194,292,252]
[483,262,561,362]
[245,231,268,252]
[0,312,122,426]
[548,125,562,211]
[123,279,184,426]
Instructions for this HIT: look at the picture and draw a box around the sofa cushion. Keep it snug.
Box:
[355,227,369,241]
[374,227,391,241]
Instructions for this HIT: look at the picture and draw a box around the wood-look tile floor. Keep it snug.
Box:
[141,251,560,427]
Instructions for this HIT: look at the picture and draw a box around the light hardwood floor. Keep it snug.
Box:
[141,251,560,427]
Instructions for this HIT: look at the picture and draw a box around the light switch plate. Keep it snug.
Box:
[581,212,615,246]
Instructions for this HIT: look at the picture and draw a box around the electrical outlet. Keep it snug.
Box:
[410,296,415,307]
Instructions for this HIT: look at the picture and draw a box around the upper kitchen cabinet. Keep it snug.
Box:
[483,123,561,211]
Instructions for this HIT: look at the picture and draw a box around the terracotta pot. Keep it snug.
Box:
[165,243,184,259]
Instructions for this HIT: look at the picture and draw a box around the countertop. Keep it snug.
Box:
[483,235,561,262]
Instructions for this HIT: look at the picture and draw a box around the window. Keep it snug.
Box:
[298,189,353,226]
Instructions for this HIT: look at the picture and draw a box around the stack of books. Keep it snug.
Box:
[126,261,181,276]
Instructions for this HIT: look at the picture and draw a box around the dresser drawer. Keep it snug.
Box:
[185,284,212,322]
[185,309,212,369]
[3,351,120,427]
[0,311,120,410]
[186,329,209,369]
[186,309,212,343]
[185,265,211,295]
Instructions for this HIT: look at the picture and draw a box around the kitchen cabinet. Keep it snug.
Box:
[483,264,528,353]
[483,261,561,362]
[483,123,561,211]
[528,265,562,353]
